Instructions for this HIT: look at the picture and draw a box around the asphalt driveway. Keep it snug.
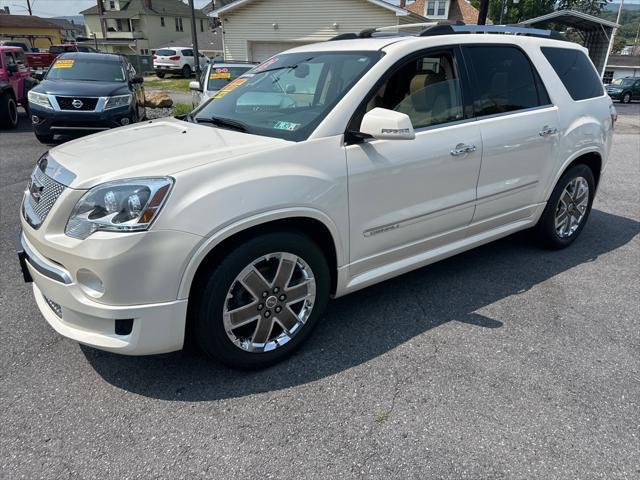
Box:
[0,105,638,479]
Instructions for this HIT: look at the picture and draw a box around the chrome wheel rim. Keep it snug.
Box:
[223,252,316,353]
[555,176,589,239]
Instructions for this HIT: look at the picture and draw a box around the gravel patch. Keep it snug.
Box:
[146,107,174,120]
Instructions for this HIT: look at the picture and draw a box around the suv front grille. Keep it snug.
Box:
[22,164,66,229]
[56,96,99,111]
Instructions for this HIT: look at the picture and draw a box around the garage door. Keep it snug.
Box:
[250,42,309,63]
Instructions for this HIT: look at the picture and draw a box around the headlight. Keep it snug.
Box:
[28,90,52,109]
[65,178,174,239]
[104,94,132,110]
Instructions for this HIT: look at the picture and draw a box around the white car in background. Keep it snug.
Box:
[153,47,210,78]
[19,25,615,369]
[189,62,255,107]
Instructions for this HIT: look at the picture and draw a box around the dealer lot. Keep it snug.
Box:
[1,105,638,479]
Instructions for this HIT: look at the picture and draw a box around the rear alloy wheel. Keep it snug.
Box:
[535,164,595,249]
[193,231,330,369]
[182,64,192,78]
[0,92,18,129]
[622,92,632,104]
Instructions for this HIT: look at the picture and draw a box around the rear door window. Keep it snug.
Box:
[541,47,604,101]
[463,45,550,116]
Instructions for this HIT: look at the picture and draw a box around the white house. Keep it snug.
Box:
[603,55,640,84]
[81,0,208,55]
[210,0,430,62]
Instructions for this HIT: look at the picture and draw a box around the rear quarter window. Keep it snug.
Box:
[541,47,604,101]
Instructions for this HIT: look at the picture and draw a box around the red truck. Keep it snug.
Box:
[0,46,37,128]
[0,41,56,79]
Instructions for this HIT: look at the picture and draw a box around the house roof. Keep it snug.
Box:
[211,0,411,17]
[406,0,482,24]
[0,14,61,30]
[81,0,207,18]
[607,55,640,68]
[46,18,85,32]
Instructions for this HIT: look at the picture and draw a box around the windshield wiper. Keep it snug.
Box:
[195,116,249,132]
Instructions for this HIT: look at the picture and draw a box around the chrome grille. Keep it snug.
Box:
[43,296,62,318]
[23,163,66,229]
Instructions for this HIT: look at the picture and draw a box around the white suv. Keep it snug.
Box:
[19,25,615,369]
[153,47,210,78]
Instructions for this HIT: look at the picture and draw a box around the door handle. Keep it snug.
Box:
[539,126,558,137]
[450,143,477,156]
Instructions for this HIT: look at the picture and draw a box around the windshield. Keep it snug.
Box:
[46,57,126,82]
[207,66,252,91]
[611,78,634,86]
[192,51,382,141]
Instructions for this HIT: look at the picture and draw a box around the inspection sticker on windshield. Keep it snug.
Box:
[52,59,74,69]
[213,77,248,99]
[273,121,300,131]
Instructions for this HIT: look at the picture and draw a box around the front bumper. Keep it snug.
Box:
[606,91,623,100]
[30,102,136,135]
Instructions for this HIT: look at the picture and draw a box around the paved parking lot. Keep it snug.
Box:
[1,105,639,479]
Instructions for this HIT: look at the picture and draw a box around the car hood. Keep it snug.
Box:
[49,117,289,189]
[34,79,130,97]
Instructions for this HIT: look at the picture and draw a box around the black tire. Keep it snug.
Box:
[35,132,54,144]
[192,231,330,369]
[0,91,18,129]
[156,71,165,79]
[534,164,596,250]
[22,101,31,118]
[181,64,192,78]
[622,92,632,104]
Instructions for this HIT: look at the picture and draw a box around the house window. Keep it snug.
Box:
[116,19,122,31]
[109,1,115,9]
[603,70,614,84]
[160,17,165,27]
[425,1,448,18]
[200,19,204,32]
[175,17,184,32]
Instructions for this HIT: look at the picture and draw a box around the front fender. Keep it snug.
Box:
[176,207,345,299]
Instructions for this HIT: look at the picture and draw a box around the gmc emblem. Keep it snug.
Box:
[28,178,44,202]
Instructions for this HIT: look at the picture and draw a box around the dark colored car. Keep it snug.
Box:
[27,52,145,143]
[605,77,640,104]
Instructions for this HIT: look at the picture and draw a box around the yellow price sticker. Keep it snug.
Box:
[213,77,248,99]
[52,59,74,69]
[210,72,231,80]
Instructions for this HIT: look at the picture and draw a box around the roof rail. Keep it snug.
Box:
[419,24,566,40]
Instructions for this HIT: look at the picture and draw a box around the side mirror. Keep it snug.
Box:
[189,81,202,92]
[8,64,19,73]
[131,76,144,84]
[359,107,415,140]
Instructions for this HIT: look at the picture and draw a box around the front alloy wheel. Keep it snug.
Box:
[193,231,330,369]
[223,252,316,352]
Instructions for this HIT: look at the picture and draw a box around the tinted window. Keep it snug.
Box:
[465,46,548,116]
[182,49,193,57]
[541,47,603,101]
[156,49,176,56]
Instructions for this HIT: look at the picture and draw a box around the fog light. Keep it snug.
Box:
[31,115,40,124]
[120,117,130,126]
[76,268,104,299]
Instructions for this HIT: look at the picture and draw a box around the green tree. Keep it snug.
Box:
[556,1,613,15]
[470,1,555,24]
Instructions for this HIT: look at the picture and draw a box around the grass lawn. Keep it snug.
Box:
[143,75,192,92]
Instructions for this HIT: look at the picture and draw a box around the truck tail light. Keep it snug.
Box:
[169,56,181,61]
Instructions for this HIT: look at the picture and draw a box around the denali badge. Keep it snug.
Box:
[72,99,83,109]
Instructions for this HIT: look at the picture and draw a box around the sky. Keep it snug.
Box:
[1,0,639,18]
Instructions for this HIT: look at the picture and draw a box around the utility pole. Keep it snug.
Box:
[188,0,202,81]
[26,0,32,15]
[610,0,625,54]
[478,0,490,25]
